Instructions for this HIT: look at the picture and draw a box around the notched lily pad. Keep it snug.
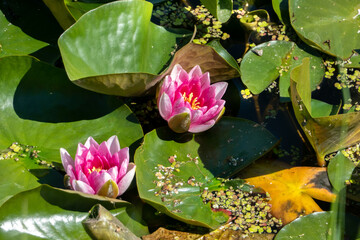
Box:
[0,10,48,58]
[58,0,190,96]
[135,117,278,228]
[240,40,324,97]
[289,0,360,59]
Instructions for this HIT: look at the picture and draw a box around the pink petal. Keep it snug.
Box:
[172,106,191,116]
[72,180,95,195]
[66,165,76,181]
[107,166,119,182]
[170,64,183,81]
[202,105,220,122]
[92,171,113,194]
[190,109,203,123]
[60,148,74,172]
[189,120,215,133]
[188,65,202,78]
[118,151,130,179]
[212,82,228,100]
[177,68,190,84]
[75,143,88,159]
[84,136,99,149]
[77,169,90,185]
[106,135,120,155]
[159,93,173,120]
[200,72,210,89]
[117,163,136,196]
[98,141,111,158]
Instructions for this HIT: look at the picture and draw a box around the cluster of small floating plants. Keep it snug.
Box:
[153,2,229,44]
[0,142,47,165]
[201,184,283,234]
[152,155,282,234]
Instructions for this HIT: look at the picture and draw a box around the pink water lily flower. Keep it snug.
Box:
[60,136,135,198]
[158,64,228,133]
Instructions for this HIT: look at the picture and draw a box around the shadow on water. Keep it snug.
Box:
[13,61,122,123]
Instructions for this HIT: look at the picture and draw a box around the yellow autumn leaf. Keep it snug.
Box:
[245,167,336,224]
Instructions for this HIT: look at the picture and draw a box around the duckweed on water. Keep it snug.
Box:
[0,142,50,166]
[201,183,282,234]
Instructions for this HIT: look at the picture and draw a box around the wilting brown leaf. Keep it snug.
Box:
[142,227,201,240]
[159,42,240,83]
[245,167,336,225]
[142,226,275,240]
[290,59,360,166]
[199,227,275,240]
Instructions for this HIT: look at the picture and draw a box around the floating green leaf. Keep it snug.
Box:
[275,212,360,240]
[0,160,40,206]
[327,152,356,191]
[0,10,48,58]
[290,59,360,166]
[135,117,277,228]
[240,41,324,97]
[0,56,143,164]
[0,185,147,239]
[289,0,360,59]
[199,0,233,23]
[58,0,190,96]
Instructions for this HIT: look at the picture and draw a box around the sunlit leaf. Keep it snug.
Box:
[0,56,143,163]
[240,41,324,97]
[58,0,190,96]
[275,212,360,240]
[245,167,336,224]
[135,117,277,228]
[327,152,356,191]
[0,10,48,58]
[289,0,360,59]
[0,185,147,239]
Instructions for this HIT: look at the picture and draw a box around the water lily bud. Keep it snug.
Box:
[157,64,228,133]
[60,136,135,198]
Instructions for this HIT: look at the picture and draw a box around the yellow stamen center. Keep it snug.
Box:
[182,92,201,110]
[88,166,102,174]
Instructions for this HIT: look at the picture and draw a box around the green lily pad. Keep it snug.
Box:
[327,152,356,191]
[0,0,63,46]
[0,56,143,163]
[199,0,232,23]
[275,212,360,240]
[135,117,277,228]
[0,159,40,206]
[58,0,190,96]
[0,10,48,58]
[240,41,324,97]
[289,0,360,59]
[290,58,360,166]
[0,185,147,239]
